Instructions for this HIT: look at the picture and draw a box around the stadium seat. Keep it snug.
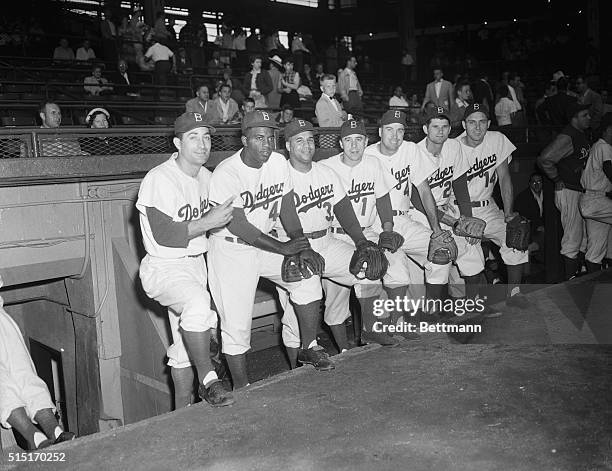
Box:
[22,93,44,101]
[0,93,20,100]
[1,116,35,126]
[154,115,175,125]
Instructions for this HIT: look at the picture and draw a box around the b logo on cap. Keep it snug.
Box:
[473,104,480,110]
[437,107,444,114]
[261,111,270,120]
[298,119,306,127]
[350,121,357,128]
[394,111,401,118]
[194,113,202,122]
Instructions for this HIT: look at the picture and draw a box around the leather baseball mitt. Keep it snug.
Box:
[349,240,389,280]
[505,215,530,251]
[427,230,458,265]
[281,249,325,282]
[378,231,405,253]
[453,215,486,245]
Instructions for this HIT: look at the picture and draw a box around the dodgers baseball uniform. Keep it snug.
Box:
[580,138,612,263]
[137,153,216,370]
[456,130,529,266]
[276,162,367,348]
[319,153,410,324]
[208,151,322,356]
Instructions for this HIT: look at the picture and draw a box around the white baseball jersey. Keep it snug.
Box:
[417,138,470,206]
[321,153,395,228]
[457,130,516,201]
[364,140,437,210]
[276,162,346,237]
[137,153,211,258]
[581,138,612,192]
[209,151,292,237]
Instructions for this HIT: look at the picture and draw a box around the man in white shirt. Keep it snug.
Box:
[75,39,96,61]
[337,56,363,117]
[208,84,240,124]
[449,81,472,128]
[315,74,347,127]
[388,86,409,107]
[145,38,175,85]
[185,85,212,117]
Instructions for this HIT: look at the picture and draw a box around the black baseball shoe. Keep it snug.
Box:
[54,432,76,445]
[298,345,335,371]
[199,379,235,407]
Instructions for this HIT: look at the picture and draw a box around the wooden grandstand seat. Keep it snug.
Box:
[0,93,20,101]
[1,116,35,126]
[154,115,175,125]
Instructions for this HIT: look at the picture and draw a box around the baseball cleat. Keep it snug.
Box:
[199,379,235,407]
[298,345,335,371]
[54,432,76,445]
[361,331,401,346]
[506,293,530,309]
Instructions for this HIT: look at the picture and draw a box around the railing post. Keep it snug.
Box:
[31,130,39,158]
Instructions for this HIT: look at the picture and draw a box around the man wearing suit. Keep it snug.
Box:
[315,74,347,127]
[514,173,546,260]
[185,85,213,117]
[421,68,452,112]
[208,84,240,124]
[110,59,134,96]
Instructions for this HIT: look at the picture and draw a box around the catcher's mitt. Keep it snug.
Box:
[281,250,325,283]
[453,215,486,245]
[349,240,389,280]
[505,215,530,251]
[427,230,458,265]
[378,231,405,253]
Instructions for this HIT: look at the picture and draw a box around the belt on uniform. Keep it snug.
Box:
[392,210,409,216]
[224,236,250,245]
[455,199,491,207]
[268,228,329,239]
[330,226,365,235]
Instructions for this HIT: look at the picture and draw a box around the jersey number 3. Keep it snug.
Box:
[322,202,333,222]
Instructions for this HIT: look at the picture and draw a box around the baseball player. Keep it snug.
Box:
[137,112,235,408]
[321,119,418,346]
[456,103,529,307]
[208,110,328,390]
[538,103,592,279]
[276,119,389,359]
[364,109,458,318]
[0,277,76,450]
[410,107,486,303]
[579,112,612,272]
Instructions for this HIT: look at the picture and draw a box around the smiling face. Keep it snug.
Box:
[282,109,294,122]
[379,123,405,154]
[340,134,368,164]
[287,130,315,167]
[424,118,450,145]
[91,112,109,129]
[321,78,337,97]
[175,126,212,167]
[463,111,490,145]
[241,126,275,167]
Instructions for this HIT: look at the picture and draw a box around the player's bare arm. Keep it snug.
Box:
[537,134,573,190]
[495,159,517,221]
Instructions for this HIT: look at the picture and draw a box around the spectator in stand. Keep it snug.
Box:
[267,55,283,109]
[302,63,314,89]
[449,80,471,128]
[53,38,74,61]
[315,74,347,127]
[76,39,96,62]
[338,56,363,117]
[38,102,84,155]
[221,67,245,105]
[421,67,452,112]
[576,75,603,130]
[39,102,62,129]
[176,47,193,75]
[153,12,171,43]
[0,278,76,451]
[185,85,212,116]
[111,59,134,95]
[80,107,124,155]
[207,50,223,77]
[291,33,310,72]
[325,41,338,75]
[209,84,240,125]
[84,65,113,96]
[165,17,177,50]
[144,37,175,86]
[100,8,118,61]
[514,172,546,263]
[537,77,577,126]
[314,63,325,84]
[389,86,409,107]
[279,57,301,109]
[535,82,557,124]
[117,15,130,39]
[471,71,494,111]
[240,97,256,118]
[246,28,263,54]
[233,28,247,69]
[400,49,414,85]
[276,104,294,127]
[265,31,284,55]
[495,84,514,129]
[243,56,272,108]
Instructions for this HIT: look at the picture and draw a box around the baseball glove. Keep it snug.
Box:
[281,249,325,283]
[349,240,389,280]
[427,230,458,265]
[505,215,530,251]
[453,215,486,245]
[378,231,405,253]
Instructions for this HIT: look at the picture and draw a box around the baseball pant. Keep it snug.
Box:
[322,227,410,329]
[0,308,55,429]
[279,233,362,349]
[208,236,322,355]
[140,254,217,369]
[580,193,612,263]
[555,188,587,259]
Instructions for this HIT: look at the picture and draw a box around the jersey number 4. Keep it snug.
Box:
[268,201,280,221]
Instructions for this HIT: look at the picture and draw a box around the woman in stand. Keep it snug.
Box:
[242,56,272,108]
[279,57,300,109]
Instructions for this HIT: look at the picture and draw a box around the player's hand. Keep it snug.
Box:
[281,237,310,256]
[554,181,565,191]
[203,197,234,229]
[299,248,325,275]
